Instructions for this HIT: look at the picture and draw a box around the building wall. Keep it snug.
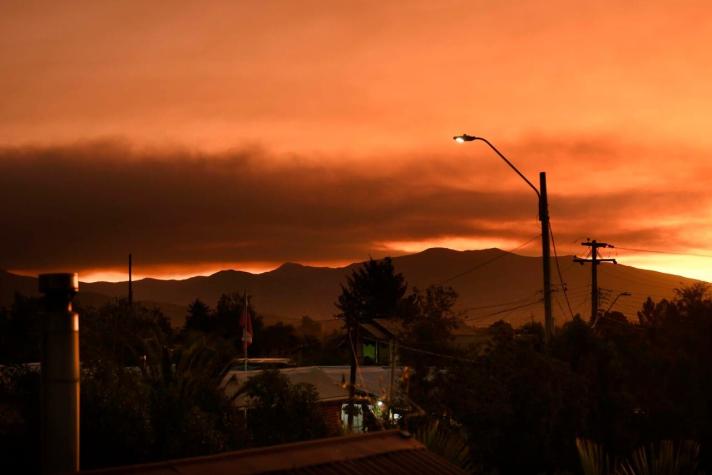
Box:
[319,401,344,436]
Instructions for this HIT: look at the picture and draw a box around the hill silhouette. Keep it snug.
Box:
[2,248,702,328]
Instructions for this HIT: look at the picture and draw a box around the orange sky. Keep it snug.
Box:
[2,0,712,282]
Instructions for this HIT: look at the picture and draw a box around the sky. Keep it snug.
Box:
[2,0,712,282]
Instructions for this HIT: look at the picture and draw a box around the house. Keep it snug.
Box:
[359,318,488,363]
[358,318,403,365]
[220,365,405,434]
[80,429,468,474]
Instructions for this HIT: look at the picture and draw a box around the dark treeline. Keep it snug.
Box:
[323,257,712,473]
[0,294,332,473]
[2,261,712,474]
[399,282,712,474]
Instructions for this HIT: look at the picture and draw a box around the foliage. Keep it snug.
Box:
[577,438,617,475]
[181,295,329,361]
[441,324,589,474]
[81,298,172,368]
[298,315,323,338]
[409,284,712,474]
[414,420,474,473]
[80,306,244,470]
[336,257,408,323]
[239,369,328,446]
[214,292,258,340]
[314,329,350,365]
[619,441,700,475]
[184,298,212,332]
[258,322,300,356]
[0,296,246,472]
[81,366,155,468]
[0,294,42,363]
[6,278,712,474]
[401,285,462,338]
[0,365,41,474]
[576,439,700,475]
[399,285,463,413]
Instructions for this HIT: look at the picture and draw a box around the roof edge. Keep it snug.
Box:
[81,430,423,474]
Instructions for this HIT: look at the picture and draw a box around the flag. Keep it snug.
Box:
[240,297,253,350]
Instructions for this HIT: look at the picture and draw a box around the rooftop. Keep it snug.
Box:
[221,366,403,407]
[80,430,467,475]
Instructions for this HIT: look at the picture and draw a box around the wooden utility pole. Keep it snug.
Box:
[388,339,398,413]
[574,240,617,322]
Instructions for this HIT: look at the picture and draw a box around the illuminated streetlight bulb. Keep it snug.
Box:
[453,134,476,143]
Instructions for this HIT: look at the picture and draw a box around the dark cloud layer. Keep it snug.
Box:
[0,141,707,274]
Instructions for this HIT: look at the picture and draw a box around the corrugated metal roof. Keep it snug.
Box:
[370,319,405,338]
[222,366,351,406]
[359,322,389,340]
[81,430,467,475]
[266,449,467,475]
[221,366,404,407]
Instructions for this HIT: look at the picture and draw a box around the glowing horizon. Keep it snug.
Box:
[3,1,712,284]
[8,245,711,284]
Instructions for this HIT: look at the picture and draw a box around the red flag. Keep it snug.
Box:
[240,299,253,350]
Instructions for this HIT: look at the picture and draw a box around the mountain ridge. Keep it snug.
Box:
[1,248,702,328]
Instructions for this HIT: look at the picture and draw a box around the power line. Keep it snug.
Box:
[549,223,574,319]
[562,286,593,295]
[460,292,542,312]
[601,282,670,300]
[463,298,543,322]
[571,271,590,317]
[438,234,540,284]
[398,344,479,364]
[616,246,712,260]
[553,292,569,320]
[602,264,687,291]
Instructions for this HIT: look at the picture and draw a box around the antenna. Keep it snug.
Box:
[128,253,133,305]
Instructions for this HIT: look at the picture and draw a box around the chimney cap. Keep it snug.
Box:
[38,273,79,295]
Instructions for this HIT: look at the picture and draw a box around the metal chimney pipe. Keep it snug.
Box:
[39,273,80,474]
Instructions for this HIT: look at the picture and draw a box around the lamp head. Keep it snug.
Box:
[453,134,476,143]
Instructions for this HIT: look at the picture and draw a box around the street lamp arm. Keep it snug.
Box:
[452,132,552,344]
[604,291,632,315]
[474,137,540,198]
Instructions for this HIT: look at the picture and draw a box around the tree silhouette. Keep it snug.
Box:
[238,369,327,446]
[336,257,407,323]
[184,298,212,332]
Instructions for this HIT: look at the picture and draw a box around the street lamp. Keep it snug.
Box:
[453,134,553,343]
[593,291,632,328]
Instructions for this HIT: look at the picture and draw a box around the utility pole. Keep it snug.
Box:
[128,253,133,305]
[574,240,617,323]
[539,172,553,344]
